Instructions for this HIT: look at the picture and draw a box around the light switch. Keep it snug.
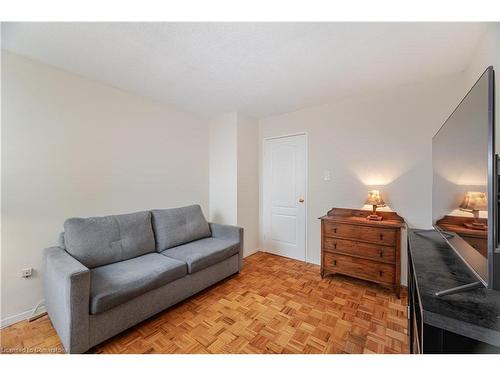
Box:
[323,170,331,181]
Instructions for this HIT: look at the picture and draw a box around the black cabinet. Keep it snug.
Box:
[408,248,422,353]
[408,229,500,354]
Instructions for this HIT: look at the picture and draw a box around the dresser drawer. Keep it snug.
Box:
[324,222,396,246]
[323,237,395,262]
[323,237,355,252]
[323,252,395,284]
[356,241,396,262]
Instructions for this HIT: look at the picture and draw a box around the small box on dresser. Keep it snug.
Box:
[320,207,405,297]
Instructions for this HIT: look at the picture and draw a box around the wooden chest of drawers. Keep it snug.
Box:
[320,207,405,297]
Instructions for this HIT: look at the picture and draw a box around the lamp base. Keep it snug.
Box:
[366,214,383,221]
[463,222,487,231]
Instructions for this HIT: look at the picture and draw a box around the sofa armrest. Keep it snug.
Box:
[209,223,244,270]
[43,246,90,353]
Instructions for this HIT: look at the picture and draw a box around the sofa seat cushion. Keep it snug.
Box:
[151,205,211,251]
[161,237,239,274]
[90,253,187,314]
[64,211,156,268]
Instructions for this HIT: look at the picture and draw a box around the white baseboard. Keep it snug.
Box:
[1,306,47,329]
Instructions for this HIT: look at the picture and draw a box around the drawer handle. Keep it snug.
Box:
[334,243,337,249]
[333,260,337,266]
[379,250,384,258]
[379,270,383,277]
[333,228,337,233]
[379,233,384,240]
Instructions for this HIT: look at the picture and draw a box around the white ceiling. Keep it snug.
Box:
[1,22,488,118]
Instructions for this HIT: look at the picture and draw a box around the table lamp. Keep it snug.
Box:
[365,190,386,221]
[459,191,487,230]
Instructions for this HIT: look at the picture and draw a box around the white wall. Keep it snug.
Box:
[209,112,260,256]
[259,74,466,285]
[237,114,260,256]
[209,113,238,225]
[463,23,499,90]
[1,52,210,325]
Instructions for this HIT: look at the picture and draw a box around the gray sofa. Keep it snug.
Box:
[43,205,243,353]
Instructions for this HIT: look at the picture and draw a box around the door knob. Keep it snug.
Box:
[298,198,305,203]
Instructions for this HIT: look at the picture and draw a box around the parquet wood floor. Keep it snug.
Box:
[1,252,408,354]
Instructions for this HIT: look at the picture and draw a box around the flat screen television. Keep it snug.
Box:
[432,66,499,293]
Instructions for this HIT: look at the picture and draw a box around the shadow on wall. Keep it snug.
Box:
[210,212,225,225]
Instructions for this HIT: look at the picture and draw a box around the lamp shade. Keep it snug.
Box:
[459,191,487,211]
[365,190,386,207]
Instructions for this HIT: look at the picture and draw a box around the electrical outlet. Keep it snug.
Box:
[21,267,33,278]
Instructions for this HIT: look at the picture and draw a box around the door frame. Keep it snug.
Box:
[261,132,309,263]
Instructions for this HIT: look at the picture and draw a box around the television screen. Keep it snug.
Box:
[432,67,493,286]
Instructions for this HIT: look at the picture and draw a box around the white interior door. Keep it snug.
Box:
[263,134,306,261]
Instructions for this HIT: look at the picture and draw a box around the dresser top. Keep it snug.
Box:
[408,229,500,346]
[436,215,487,239]
[319,207,405,229]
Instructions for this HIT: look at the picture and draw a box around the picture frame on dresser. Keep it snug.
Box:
[320,207,405,297]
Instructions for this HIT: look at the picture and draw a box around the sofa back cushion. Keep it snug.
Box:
[151,205,211,251]
[64,211,155,268]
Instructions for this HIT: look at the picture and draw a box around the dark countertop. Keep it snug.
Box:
[408,229,500,347]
